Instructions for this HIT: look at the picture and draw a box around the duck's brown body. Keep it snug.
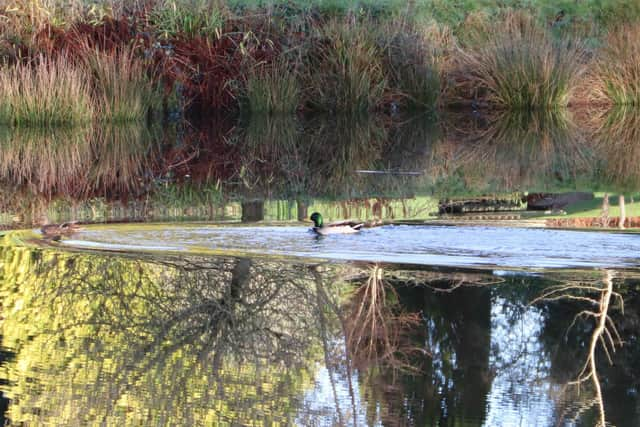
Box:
[41,221,82,239]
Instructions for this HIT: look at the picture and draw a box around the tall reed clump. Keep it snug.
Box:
[588,25,640,106]
[0,56,94,126]
[243,58,300,114]
[450,11,586,110]
[377,18,442,110]
[303,18,386,113]
[82,47,160,122]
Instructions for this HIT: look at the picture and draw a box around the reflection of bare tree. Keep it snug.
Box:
[311,263,425,426]
[532,270,624,427]
[343,265,422,371]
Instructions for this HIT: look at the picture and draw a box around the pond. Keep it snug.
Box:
[1,110,639,426]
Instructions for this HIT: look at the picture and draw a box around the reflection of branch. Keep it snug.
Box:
[345,265,423,372]
[569,271,621,427]
[405,271,505,292]
[312,267,357,427]
[536,270,624,427]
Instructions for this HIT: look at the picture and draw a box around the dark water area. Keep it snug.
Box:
[1,109,640,426]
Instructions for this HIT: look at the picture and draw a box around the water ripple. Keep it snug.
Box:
[64,224,640,270]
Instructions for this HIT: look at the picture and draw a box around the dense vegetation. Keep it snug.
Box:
[1,0,640,125]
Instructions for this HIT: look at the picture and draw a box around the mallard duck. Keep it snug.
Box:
[41,221,82,240]
[310,212,363,235]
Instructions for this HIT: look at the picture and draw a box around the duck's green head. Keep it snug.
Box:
[310,212,323,227]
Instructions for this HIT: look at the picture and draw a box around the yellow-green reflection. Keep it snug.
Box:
[0,242,326,425]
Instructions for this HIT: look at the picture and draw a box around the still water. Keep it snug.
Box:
[1,110,640,426]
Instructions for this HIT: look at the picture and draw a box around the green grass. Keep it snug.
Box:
[243,58,300,114]
[150,0,227,39]
[558,193,640,218]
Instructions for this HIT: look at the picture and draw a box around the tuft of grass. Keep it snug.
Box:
[243,57,300,114]
[0,56,94,126]
[449,11,586,110]
[82,46,161,122]
[377,18,441,110]
[588,24,640,106]
[150,0,227,39]
[303,18,386,113]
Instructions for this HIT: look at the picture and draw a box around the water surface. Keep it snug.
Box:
[65,224,640,269]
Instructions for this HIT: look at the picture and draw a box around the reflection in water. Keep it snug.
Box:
[532,270,625,426]
[0,245,321,424]
[593,107,640,190]
[4,108,640,227]
[0,126,94,197]
[90,125,162,198]
[435,109,594,194]
[0,240,639,425]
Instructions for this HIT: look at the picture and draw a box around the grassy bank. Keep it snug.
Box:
[2,0,640,123]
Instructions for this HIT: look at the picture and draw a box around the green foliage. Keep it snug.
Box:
[593,0,640,28]
[150,0,227,39]
[151,180,224,211]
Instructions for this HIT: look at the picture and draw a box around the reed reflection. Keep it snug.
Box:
[592,107,640,191]
[3,109,640,227]
[433,109,595,195]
